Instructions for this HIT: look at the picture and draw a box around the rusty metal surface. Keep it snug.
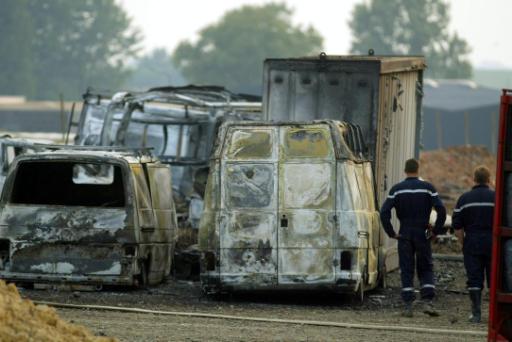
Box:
[200,121,380,293]
[262,58,380,160]
[0,148,177,287]
[374,71,423,270]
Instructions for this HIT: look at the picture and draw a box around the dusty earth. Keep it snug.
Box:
[420,146,496,212]
[18,259,488,342]
[0,280,116,342]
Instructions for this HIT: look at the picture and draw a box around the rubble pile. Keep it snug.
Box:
[420,146,496,211]
[0,280,116,342]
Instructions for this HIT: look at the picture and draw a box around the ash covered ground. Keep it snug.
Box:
[20,259,486,342]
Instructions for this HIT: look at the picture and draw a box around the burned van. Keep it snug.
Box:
[0,146,176,288]
[199,120,382,296]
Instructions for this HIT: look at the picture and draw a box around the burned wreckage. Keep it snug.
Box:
[199,120,382,294]
[0,144,177,288]
[0,86,261,287]
[198,55,426,294]
[0,55,425,296]
[73,86,262,231]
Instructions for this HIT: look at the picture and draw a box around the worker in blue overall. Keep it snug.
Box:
[452,166,495,323]
[380,158,446,317]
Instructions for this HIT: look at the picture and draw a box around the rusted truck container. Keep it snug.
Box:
[0,146,177,288]
[199,120,381,295]
[262,54,426,270]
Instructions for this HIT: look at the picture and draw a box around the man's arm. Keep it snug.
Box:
[452,196,464,247]
[454,228,464,248]
[431,186,447,235]
[380,192,398,238]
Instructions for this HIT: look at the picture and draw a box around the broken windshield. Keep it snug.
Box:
[112,111,210,163]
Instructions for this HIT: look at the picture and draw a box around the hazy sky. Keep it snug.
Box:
[119,0,512,69]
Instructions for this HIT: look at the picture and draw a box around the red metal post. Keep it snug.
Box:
[488,89,512,341]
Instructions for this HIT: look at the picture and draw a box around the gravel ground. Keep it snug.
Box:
[20,259,488,342]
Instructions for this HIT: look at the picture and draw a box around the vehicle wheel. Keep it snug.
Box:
[136,259,149,289]
[358,283,365,303]
[378,265,387,289]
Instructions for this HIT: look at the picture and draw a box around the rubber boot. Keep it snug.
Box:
[422,300,440,317]
[468,290,481,323]
[401,302,413,317]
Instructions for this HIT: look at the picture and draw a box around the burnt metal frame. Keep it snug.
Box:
[83,87,261,168]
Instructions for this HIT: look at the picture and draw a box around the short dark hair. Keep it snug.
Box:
[474,166,491,184]
[404,158,419,173]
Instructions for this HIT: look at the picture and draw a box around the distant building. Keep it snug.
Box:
[422,79,499,153]
[0,96,79,134]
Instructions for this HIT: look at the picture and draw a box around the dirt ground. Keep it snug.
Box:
[18,259,488,342]
[420,146,496,212]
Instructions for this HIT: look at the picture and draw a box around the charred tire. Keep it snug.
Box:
[136,259,149,289]
[362,264,369,284]
[358,283,365,303]
[378,265,387,289]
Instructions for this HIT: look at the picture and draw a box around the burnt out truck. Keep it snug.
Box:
[0,145,177,288]
[262,54,426,272]
[199,54,426,295]
[199,121,380,295]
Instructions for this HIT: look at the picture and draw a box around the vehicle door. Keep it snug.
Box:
[219,127,278,286]
[278,125,336,285]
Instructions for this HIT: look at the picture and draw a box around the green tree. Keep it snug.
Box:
[0,0,141,99]
[173,3,323,94]
[124,48,187,91]
[349,0,472,79]
[28,0,142,99]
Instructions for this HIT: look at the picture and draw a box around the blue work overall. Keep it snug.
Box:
[452,184,495,291]
[380,177,446,303]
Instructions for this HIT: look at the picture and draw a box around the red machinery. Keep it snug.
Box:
[489,89,512,341]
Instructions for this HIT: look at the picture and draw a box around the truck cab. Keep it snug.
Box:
[199,120,382,295]
[0,146,177,288]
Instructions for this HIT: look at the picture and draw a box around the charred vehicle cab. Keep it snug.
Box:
[199,120,382,296]
[0,146,177,288]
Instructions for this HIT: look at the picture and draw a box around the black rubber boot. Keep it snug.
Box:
[422,300,440,317]
[402,302,413,317]
[468,290,481,323]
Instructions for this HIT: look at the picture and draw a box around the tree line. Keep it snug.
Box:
[0,0,472,100]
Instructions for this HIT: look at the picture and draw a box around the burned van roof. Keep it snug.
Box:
[9,145,156,164]
[213,120,369,162]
